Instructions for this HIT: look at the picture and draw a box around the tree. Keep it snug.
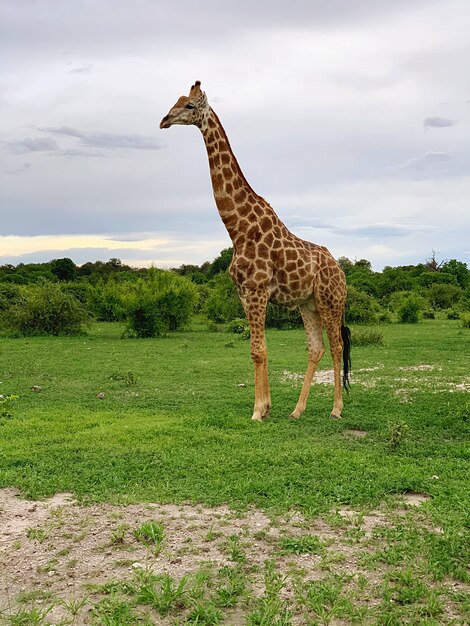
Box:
[441,259,469,289]
[208,247,233,276]
[50,258,76,282]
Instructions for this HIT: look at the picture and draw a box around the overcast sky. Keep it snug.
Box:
[1,0,469,270]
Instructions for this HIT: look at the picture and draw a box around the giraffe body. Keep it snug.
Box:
[161,82,350,421]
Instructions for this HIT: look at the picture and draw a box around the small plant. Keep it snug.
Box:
[278,535,324,555]
[90,594,138,625]
[133,521,165,554]
[26,526,49,543]
[185,601,222,624]
[214,565,246,608]
[223,534,246,563]
[0,605,54,625]
[0,394,19,420]
[460,312,470,328]
[136,570,188,616]
[226,317,250,339]
[110,523,130,545]
[350,328,384,346]
[110,370,138,386]
[388,421,410,450]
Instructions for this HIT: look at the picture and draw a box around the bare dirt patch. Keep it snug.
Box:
[0,489,466,624]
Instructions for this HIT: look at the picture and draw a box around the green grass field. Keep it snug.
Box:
[0,319,469,624]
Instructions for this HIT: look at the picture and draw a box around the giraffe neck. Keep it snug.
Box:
[200,108,278,243]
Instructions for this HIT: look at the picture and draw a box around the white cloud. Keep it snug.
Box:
[0,0,469,270]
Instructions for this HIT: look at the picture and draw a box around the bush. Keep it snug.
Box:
[447,309,460,320]
[204,273,243,323]
[226,317,250,339]
[90,280,128,322]
[461,312,470,329]
[266,303,302,329]
[0,284,22,311]
[427,283,462,310]
[125,270,198,338]
[398,296,422,323]
[345,286,382,324]
[4,283,89,336]
[422,310,435,319]
[351,328,384,346]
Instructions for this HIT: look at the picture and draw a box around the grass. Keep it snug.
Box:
[0,320,468,514]
[0,319,469,623]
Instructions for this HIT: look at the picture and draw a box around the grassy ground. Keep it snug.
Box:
[0,319,469,624]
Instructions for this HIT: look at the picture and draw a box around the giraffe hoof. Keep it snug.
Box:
[329,412,342,420]
[289,412,301,419]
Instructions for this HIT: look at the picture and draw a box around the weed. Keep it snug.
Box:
[133,521,165,554]
[246,561,292,626]
[387,420,409,450]
[135,571,188,616]
[0,605,54,625]
[223,535,246,564]
[351,328,384,346]
[26,527,49,543]
[213,566,246,608]
[58,594,89,617]
[90,593,139,625]
[278,535,324,555]
[185,601,222,624]
[0,394,19,420]
[110,371,138,386]
[110,523,130,546]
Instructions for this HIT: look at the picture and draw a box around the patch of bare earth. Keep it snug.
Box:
[0,489,467,624]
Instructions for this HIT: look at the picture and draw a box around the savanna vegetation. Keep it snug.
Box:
[0,250,469,338]
[0,251,469,624]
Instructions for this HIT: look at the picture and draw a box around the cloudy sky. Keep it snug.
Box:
[1,0,469,270]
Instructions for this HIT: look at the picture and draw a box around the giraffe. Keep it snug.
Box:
[160,81,351,422]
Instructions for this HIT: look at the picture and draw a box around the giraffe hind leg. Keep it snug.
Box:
[290,301,325,419]
[323,314,345,419]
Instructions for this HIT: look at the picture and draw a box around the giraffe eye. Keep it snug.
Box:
[185,103,196,110]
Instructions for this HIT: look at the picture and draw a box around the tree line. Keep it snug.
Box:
[0,250,469,337]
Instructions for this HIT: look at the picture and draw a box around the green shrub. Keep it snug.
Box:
[266,303,302,329]
[204,273,243,323]
[461,312,470,329]
[0,284,22,311]
[4,283,89,336]
[226,318,250,339]
[447,309,460,320]
[351,328,384,346]
[422,310,435,319]
[125,270,198,338]
[90,280,128,322]
[60,282,93,307]
[427,283,462,309]
[345,286,382,324]
[398,296,422,323]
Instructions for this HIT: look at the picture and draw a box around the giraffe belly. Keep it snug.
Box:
[269,280,314,308]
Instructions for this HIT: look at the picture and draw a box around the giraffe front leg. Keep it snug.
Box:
[241,290,271,421]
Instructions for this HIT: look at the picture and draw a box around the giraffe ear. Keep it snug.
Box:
[189,81,202,97]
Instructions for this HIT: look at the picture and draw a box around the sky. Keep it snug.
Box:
[1,0,469,271]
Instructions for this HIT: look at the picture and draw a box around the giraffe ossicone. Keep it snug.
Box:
[160,81,351,421]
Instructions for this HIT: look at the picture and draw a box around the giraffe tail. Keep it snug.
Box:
[341,324,352,391]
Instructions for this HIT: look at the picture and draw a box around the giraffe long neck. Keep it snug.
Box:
[200,108,278,244]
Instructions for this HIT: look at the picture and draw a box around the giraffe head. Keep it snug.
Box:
[160,81,209,129]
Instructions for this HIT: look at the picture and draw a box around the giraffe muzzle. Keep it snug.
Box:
[160,115,172,129]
